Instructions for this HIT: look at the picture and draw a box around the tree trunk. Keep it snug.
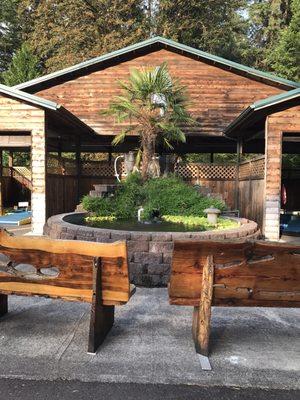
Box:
[141,130,156,180]
[141,144,152,181]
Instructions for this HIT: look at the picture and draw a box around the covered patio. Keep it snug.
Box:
[0,84,99,234]
[226,88,300,240]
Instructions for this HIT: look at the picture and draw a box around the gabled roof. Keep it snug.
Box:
[14,36,300,92]
[0,83,59,110]
[225,88,300,138]
[0,83,97,138]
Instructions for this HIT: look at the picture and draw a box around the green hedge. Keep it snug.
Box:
[82,173,226,220]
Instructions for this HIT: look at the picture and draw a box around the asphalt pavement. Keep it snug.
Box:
[0,379,299,400]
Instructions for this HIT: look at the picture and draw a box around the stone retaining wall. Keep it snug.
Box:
[44,213,260,287]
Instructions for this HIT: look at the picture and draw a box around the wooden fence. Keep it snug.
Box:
[45,155,267,225]
[237,157,265,228]
[0,154,267,227]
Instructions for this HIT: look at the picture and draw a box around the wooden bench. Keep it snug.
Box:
[169,239,300,370]
[0,229,135,354]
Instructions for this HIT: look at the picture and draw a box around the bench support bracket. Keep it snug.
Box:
[192,255,214,367]
[0,294,8,317]
[88,258,115,354]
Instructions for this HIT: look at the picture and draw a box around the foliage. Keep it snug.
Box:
[19,0,147,73]
[0,0,298,82]
[183,153,262,164]
[2,42,40,85]
[162,215,237,230]
[267,0,300,81]
[103,63,195,180]
[0,0,22,76]
[155,0,249,62]
[85,215,116,226]
[82,173,226,221]
[2,151,30,166]
[141,176,226,219]
[246,0,299,79]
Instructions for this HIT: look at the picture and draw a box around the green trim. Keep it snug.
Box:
[252,87,300,110]
[14,36,300,91]
[0,83,59,110]
[225,88,300,136]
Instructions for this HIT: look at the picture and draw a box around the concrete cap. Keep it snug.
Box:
[204,207,221,214]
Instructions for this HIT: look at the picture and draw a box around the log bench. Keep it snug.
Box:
[0,229,135,354]
[169,239,300,370]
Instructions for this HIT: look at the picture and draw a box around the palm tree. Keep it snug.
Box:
[103,63,195,180]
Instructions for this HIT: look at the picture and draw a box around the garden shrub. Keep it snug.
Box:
[82,173,226,221]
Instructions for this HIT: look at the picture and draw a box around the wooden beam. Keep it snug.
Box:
[88,258,115,354]
[0,136,31,147]
[193,255,214,357]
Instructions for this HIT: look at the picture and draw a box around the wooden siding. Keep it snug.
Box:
[265,105,300,239]
[35,49,283,137]
[0,95,43,133]
[0,94,47,234]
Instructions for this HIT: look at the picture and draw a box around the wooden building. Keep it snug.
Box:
[0,36,300,237]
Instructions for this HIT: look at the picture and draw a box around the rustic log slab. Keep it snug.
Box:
[0,294,7,317]
[169,239,300,365]
[88,258,115,354]
[0,229,134,352]
[169,240,300,307]
[0,229,130,305]
[193,255,214,357]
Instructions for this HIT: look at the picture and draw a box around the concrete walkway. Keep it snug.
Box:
[0,288,299,390]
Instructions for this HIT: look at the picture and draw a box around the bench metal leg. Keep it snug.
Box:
[0,294,8,317]
[88,258,114,354]
[192,255,214,370]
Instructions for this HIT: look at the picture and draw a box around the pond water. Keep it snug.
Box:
[64,213,207,232]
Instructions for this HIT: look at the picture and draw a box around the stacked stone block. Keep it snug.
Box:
[44,213,260,287]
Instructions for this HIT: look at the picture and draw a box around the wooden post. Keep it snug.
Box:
[193,255,214,358]
[8,151,13,178]
[75,138,81,204]
[210,153,214,163]
[31,122,47,235]
[235,139,242,211]
[0,294,8,317]
[0,150,3,216]
[88,257,115,354]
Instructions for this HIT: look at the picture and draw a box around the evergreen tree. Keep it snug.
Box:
[268,0,300,81]
[155,0,249,62]
[2,43,41,86]
[22,0,148,73]
[0,0,22,75]
[247,0,293,69]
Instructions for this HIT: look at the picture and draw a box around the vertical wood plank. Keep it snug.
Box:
[0,294,8,317]
[0,149,3,216]
[193,255,214,356]
[88,257,115,354]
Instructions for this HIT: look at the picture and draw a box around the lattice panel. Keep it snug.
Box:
[47,156,78,176]
[176,163,237,180]
[251,158,265,178]
[239,157,265,180]
[81,161,125,176]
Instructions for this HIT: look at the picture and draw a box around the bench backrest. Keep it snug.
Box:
[0,229,130,305]
[169,239,300,307]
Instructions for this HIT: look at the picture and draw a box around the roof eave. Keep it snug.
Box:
[14,36,300,92]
